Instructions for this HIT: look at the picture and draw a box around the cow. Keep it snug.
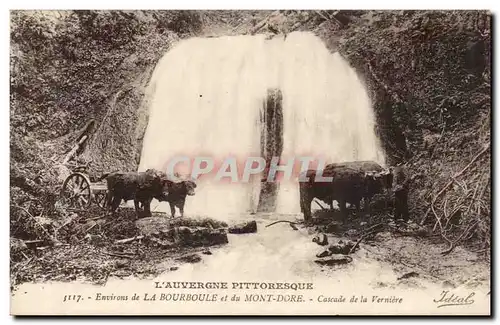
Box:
[298,160,391,223]
[96,168,170,219]
[162,178,197,218]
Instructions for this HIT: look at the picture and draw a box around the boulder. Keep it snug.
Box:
[176,254,202,264]
[136,217,229,248]
[135,217,171,236]
[316,250,333,258]
[328,240,357,254]
[164,226,228,247]
[228,220,257,234]
[315,254,353,266]
[312,233,328,246]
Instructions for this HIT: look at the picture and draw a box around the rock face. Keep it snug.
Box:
[228,220,257,234]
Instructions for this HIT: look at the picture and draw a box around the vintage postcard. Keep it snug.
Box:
[9,9,491,316]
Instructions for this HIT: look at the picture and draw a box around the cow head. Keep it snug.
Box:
[364,170,389,195]
[145,168,170,199]
[378,169,393,190]
[184,179,197,196]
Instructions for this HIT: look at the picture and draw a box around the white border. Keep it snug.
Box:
[1,1,497,324]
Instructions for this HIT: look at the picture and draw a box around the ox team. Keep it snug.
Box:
[96,160,409,222]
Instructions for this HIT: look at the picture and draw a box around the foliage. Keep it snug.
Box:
[10,10,203,241]
[336,10,491,253]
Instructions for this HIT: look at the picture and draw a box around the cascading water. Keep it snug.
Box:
[138,31,386,220]
[275,33,386,213]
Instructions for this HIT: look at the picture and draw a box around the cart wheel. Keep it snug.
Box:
[95,191,108,209]
[60,172,92,210]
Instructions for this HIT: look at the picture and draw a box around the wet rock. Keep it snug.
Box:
[228,220,257,234]
[315,255,352,266]
[188,227,228,247]
[442,280,456,289]
[202,250,212,255]
[397,271,419,281]
[376,282,388,288]
[328,240,356,255]
[170,217,228,229]
[312,233,328,246]
[177,254,202,264]
[148,226,228,248]
[316,250,332,258]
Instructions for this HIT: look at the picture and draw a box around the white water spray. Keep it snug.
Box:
[138,31,385,220]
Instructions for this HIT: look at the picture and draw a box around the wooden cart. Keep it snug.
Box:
[59,162,108,210]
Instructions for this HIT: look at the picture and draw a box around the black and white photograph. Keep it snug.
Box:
[9,9,491,316]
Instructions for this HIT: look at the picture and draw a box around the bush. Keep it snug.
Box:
[335,10,491,253]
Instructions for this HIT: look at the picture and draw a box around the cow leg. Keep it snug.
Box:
[142,199,152,218]
[394,202,401,221]
[133,199,141,219]
[364,197,371,218]
[178,199,186,217]
[110,196,121,215]
[400,189,410,222]
[354,201,361,217]
[169,202,176,218]
[339,198,347,221]
[299,185,314,223]
[394,190,409,222]
[300,195,313,223]
[105,191,114,213]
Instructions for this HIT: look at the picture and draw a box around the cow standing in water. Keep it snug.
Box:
[299,160,392,223]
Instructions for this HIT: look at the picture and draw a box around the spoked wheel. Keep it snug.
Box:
[94,191,108,209]
[60,172,92,210]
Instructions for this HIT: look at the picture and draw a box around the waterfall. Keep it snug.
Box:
[138,31,385,220]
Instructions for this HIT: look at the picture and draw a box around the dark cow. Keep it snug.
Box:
[162,178,197,218]
[299,160,391,222]
[96,168,170,218]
